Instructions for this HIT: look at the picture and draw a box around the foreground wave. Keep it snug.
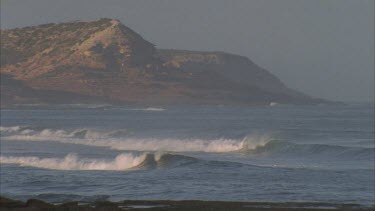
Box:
[0,153,199,170]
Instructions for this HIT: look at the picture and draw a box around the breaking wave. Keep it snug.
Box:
[0,153,199,171]
[1,126,372,159]
[0,126,269,152]
[0,153,147,170]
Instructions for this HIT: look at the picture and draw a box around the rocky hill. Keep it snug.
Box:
[1,18,327,107]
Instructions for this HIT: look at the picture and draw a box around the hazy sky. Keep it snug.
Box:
[1,0,374,102]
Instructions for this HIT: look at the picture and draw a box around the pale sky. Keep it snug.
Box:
[1,0,374,102]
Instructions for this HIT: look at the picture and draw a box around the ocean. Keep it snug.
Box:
[0,103,374,206]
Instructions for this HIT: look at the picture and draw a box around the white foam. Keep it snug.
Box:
[0,153,147,171]
[269,102,279,106]
[129,107,165,111]
[0,126,270,153]
[143,107,165,111]
[0,126,23,133]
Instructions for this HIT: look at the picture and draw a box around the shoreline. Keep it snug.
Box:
[1,197,374,211]
[0,101,348,111]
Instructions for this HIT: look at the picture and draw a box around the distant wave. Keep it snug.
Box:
[137,107,165,111]
[4,193,110,204]
[0,153,199,171]
[107,107,166,111]
[245,140,375,160]
[1,126,132,140]
[12,104,113,109]
[0,126,269,152]
[115,107,166,111]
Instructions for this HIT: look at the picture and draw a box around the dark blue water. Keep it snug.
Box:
[0,104,374,205]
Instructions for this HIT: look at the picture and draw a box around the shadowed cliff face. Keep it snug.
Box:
[1,18,327,107]
[0,74,112,107]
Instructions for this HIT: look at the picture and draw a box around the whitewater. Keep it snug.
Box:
[1,104,374,205]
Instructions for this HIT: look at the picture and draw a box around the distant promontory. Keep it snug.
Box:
[1,18,329,107]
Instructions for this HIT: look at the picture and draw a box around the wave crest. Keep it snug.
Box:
[0,153,146,170]
[1,126,269,152]
[0,153,200,171]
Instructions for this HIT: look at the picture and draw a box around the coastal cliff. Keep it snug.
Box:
[1,18,327,107]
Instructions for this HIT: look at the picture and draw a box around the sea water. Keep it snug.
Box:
[0,104,374,205]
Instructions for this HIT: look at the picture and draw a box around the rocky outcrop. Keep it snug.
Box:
[1,18,328,107]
